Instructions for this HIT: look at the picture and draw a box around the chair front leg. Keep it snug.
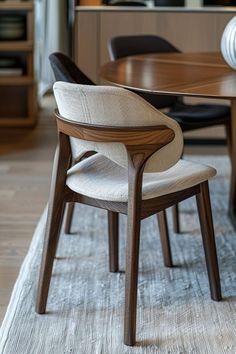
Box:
[36,134,71,314]
[157,210,173,267]
[108,211,119,272]
[196,181,222,301]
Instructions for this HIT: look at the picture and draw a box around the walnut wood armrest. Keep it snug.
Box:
[55,110,175,148]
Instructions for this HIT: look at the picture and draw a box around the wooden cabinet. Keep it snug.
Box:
[0,1,36,127]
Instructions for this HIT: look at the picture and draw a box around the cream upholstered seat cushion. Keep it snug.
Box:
[66,154,216,202]
[53,82,183,173]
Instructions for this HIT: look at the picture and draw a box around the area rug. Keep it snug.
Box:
[0,156,236,354]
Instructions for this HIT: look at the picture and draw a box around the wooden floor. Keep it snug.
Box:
[0,95,57,322]
[0,94,228,323]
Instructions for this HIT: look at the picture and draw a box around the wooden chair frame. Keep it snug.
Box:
[36,110,222,346]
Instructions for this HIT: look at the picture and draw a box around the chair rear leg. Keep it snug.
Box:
[157,210,173,267]
[172,204,181,233]
[108,211,119,272]
[64,202,75,234]
[196,181,222,301]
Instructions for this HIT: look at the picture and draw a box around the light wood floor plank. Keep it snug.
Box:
[0,95,57,323]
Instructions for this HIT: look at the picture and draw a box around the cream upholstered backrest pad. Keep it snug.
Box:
[53,82,183,173]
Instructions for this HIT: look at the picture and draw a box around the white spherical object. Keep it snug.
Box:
[221,16,236,70]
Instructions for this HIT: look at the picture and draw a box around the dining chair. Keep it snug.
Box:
[49,52,173,271]
[36,82,222,346]
[108,34,231,233]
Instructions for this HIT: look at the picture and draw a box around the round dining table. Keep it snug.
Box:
[100,52,236,228]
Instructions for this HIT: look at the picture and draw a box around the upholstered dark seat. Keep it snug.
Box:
[168,103,230,130]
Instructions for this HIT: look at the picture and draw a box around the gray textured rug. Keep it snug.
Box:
[1,156,236,354]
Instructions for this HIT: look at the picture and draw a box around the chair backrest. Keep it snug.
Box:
[53,82,183,173]
[108,35,180,109]
[49,52,95,85]
[108,34,180,61]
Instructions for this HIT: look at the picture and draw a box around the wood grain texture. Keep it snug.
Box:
[101,52,236,99]
[56,112,175,146]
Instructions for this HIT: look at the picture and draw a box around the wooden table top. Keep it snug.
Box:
[100,52,236,100]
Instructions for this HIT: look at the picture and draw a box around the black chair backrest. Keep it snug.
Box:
[49,52,95,85]
[108,35,180,108]
[108,34,180,61]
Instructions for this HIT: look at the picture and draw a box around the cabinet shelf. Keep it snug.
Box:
[0,117,35,127]
[0,41,33,51]
[0,76,34,85]
[0,2,33,11]
[0,1,36,127]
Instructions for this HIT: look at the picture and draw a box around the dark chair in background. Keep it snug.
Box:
[49,52,94,86]
[108,34,231,232]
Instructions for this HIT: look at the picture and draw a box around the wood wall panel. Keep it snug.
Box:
[74,12,99,82]
[75,11,235,83]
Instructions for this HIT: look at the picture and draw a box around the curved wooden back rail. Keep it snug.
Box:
[55,110,175,147]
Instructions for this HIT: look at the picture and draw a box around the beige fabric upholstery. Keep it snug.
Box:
[53,82,183,173]
[66,154,216,202]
